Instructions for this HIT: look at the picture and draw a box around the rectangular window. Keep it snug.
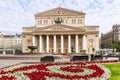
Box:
[72,19,76,24]
[44,20,48,24]
[51,20,54,24]
[39,20,42,24]
[62,20,64,23]
[78,19,82,24]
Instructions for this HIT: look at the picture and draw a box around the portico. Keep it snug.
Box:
[32,34,86,53]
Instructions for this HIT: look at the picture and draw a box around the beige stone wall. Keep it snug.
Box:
[35,16,85,28]
[78,35,82,52]
[42,36,46,53]
[49,36,53,53]
[64,35,68,53]
[86,34,99,54]
[22,34,32,53]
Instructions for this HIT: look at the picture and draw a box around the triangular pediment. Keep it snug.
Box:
[35,7,85,17]
[34,24,85,32]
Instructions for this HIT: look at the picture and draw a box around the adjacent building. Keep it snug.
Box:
[0,32,22,54]
[22,7,99,54]
[101,24,120,48]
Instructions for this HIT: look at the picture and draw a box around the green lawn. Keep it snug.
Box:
[103,63,120,80]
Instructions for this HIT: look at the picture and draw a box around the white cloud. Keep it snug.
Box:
[84,0,120,33]
[0,0,120,34]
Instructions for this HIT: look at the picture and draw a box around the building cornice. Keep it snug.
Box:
[32,31,85,35]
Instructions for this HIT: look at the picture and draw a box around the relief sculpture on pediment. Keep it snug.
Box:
[51,26,65,30]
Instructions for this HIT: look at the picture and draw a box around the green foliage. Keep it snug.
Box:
[103,63,120,80]
[110,41,120,52]
[80,49,86,52]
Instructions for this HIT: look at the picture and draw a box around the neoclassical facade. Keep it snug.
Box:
[22,7,99,54]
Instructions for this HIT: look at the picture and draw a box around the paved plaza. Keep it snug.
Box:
[0,54,119,69]
[0,54,70,69]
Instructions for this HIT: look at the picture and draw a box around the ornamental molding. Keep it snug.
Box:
[33,24,85,32]
[32,31,85,35]
[51,26,65,30]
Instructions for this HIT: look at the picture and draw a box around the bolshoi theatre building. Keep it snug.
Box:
[22,7,99,54]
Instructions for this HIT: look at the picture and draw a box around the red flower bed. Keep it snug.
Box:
[0,60,117,80]
[0,76,15,80]
[60,65,84,72]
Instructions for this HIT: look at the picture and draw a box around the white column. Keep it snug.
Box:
[46,35,49,53]
[82,35,86,50]
[61,35,64,53]
[53,35,56,53]
[75,35,79,53]
[96,35,99,51]
[68,35,71,53]
[32,35,35,46]
[39,35,42,53]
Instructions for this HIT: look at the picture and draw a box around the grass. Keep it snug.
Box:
[103,63,120,80]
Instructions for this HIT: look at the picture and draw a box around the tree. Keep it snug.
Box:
[110,41,120,52]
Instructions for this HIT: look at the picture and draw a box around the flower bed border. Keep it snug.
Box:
[0,60,119,71]
[0,60,118,80]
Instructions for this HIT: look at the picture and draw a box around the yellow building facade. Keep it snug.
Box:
[22,7,99,54]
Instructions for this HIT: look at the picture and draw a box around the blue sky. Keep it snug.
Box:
[0,0,120,34]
